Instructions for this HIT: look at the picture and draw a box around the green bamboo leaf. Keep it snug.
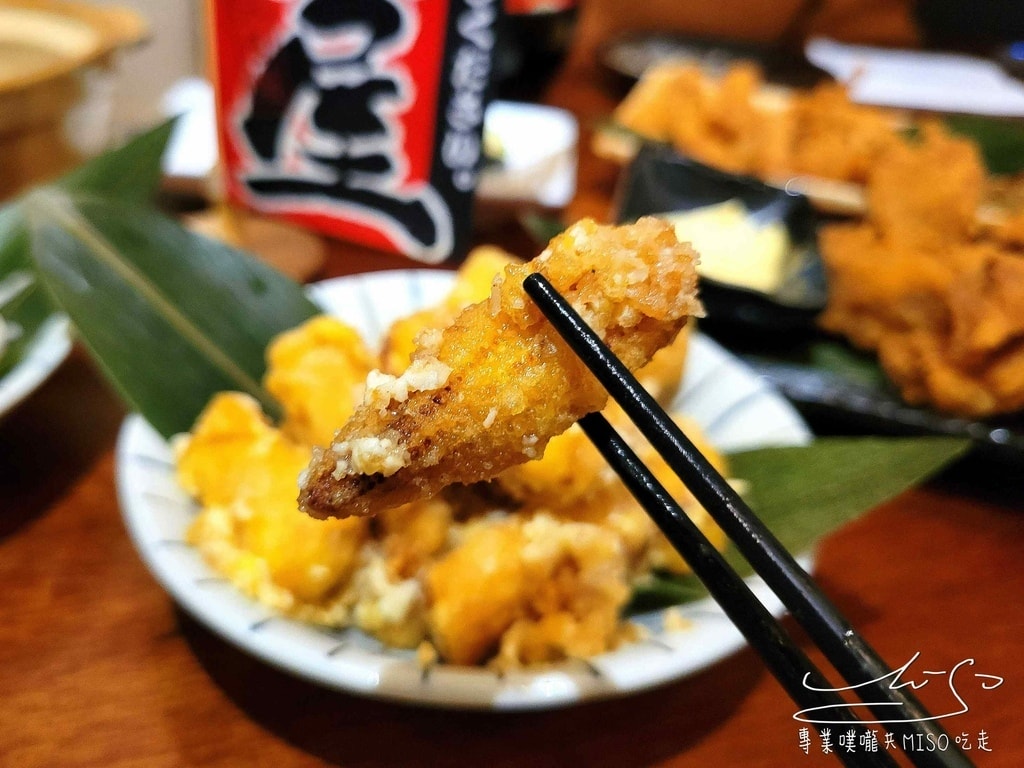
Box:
[58,120,177,200]
[805,340,888,390]
[22,189,320,438]
[627,436,969,613]
[627,572,707,614]
[727,437,969,550]
[944,114,1024,175]
[1,121,176,375]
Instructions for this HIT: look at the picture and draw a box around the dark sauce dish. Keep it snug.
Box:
[614,142,826,336]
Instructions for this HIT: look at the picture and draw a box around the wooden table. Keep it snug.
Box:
[2,64,1023,768]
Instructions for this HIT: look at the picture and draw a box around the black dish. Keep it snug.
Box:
[614,142,826,335]
[746,352,1024,463]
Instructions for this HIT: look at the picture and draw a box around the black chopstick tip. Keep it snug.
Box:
[522,272,546,292]
[523,273,558,306]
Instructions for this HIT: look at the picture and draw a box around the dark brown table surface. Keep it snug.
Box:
[2,63,1022,768]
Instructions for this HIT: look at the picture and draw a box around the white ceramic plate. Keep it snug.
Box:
[116,270,812,710]
[0,315,72,419]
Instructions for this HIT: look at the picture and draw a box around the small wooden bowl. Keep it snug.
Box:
[0,0,147,200]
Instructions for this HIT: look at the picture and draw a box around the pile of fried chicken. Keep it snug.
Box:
[612,61,902,188]
[818,124,1024,417]
[613,60,1024,418]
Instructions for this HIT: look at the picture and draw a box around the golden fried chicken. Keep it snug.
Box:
[298,217,703,520]
[817,224,958,351]
[613,62,697,144]
[611,62,911,192]
[426,513,630,667]
[881,250,1024,415]
[178,392,367,608]
[664,62,767,175]
[784,82,900,185]
[864,122,984,251]
[495,323,691,510]
[264,316,377,447]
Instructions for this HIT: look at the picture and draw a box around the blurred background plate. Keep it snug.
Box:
[610,146,1024,460]
[743,350,1024,462]
[592,118,870,219]
[599,31,826,89]
[0,314,71,418]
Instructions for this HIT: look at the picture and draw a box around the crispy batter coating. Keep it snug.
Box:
[864,122,985,251]
[784,82,900,184]
[495,323,691,509]
[614,62,775,176]
[426,514,629,667]
[381,245,519,374]
[298,217,703,519]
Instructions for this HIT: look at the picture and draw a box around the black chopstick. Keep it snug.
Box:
[580,412,895,768]
[524,273,973,768]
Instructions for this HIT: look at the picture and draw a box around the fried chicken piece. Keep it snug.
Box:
[178,392,367,607]
[264,316,377,447]
[865,121,984,251]
[426,513,629,667]
[499,404,729,577]
[377,498,454,580]
[495,323,691,509]
[822,230,1024,416]
[785,82,900,185]
[818,122,1024,417]
[892,250,1024,416]
[380,245,519,374]
[298,217,703,519]
[817,224,958,350]
[612,62,913,189]
[614,62,777,176]
[613,62,700,142]
[664,62,766,175]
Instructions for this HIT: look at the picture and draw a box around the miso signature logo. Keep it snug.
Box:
[794,652,1004,725]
